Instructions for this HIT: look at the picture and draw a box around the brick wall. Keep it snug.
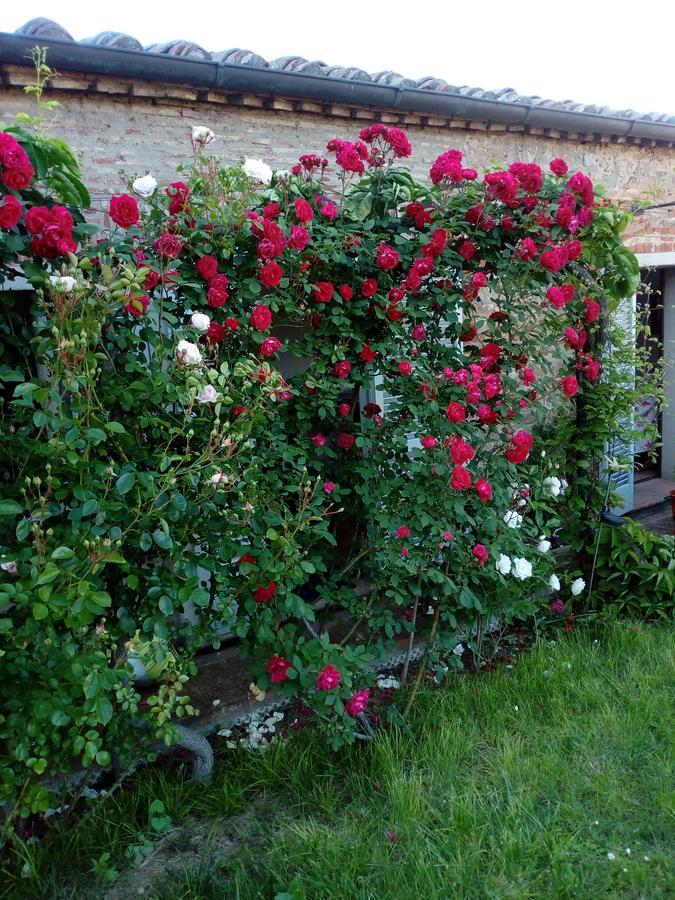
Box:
[1,74,674,252]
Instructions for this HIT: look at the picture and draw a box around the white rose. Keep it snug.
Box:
[175,340,202,366]
[196,385,219,404]
[537,536,552,553]
[496,553,512,575]
[1,560,18,575]
[543,476,562,497]
[571,577,586,596]
[49,275,76,293]
[190,312,211,332]
[503,510,523,529]
[210,472,229,484]
[549,574,561,591]
[132,174,157,198]
[242,158,273,185]
[512,557,533,580]
[192,125,215,146]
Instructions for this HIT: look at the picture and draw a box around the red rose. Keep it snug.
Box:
[207,321,225,344]
[475,478,492,503]
[421,435,437,449]
[259,336,281,357]
[361,278,378,297]
[333,360,352,379]
[459,240,476,261]
[450,436,475,465]
[338,402,351,417]
[124,293,150,316]
[505,429,534,463]
[266,655,292,683]
[451,465,472,491]
[398,361,413,376]
[0,194,23,229]
[166,181,190,215]
[395,525,410,538]
[584,358,601,382]
[313,281,334,303]
[550,157,569,176]
[262,201,281,218]
[197,255,219,280]
[584,298,601,324]
[225,317,239,330]
[144,269,160,291]
[1,159,34,191]
[257,239,276,260]
[316,665,341,691]
[375,241,400,271]
[446,401,466,423]
[345,688,369,717]
[260,261,283,289]
[207,273,229,308]
[294,197,314,223]
[359,344,377,363]
[477,403,498,425]
[154,233,183,259]
[109,194,139,228]
[561,375,579,397]
[339,284,353,301]
[24,205,76,258]
[336,433,355,450]
[472,543,489,566]
[288,225,310,251]
[250,304,273,332]
[311,433,327,447]
[254,581,277,603]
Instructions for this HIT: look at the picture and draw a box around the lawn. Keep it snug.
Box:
[5,620,673,899]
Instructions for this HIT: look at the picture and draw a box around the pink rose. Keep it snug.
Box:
[345,688,369,717]
[316,664,341,691]
[472,544,489,566]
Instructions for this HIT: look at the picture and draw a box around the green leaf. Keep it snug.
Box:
[116,471,136,495]
[51,546,75,560]
[0,500,22,516]
[32,603,49,620]
[152,529,173,550]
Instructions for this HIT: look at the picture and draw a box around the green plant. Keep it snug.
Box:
[589,518,674,618]
[0,62,656,829]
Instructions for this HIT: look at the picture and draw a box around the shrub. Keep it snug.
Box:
[590,519,674,619]
[0,104,649,822]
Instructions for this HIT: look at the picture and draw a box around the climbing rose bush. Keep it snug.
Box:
[0,119,640,819]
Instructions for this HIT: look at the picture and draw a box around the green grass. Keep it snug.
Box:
[4,621,673,899]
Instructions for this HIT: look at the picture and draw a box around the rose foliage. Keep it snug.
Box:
[0,117,647,823]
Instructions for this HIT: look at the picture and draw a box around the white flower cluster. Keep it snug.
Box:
[503,510,523,529]
[496,554,532,579]
[218,710,285,751]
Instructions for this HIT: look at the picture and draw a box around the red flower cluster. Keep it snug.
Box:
[25,206,77,258]
[505,430,534,464]
[429,149,477,185]
[0,132,34,190]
